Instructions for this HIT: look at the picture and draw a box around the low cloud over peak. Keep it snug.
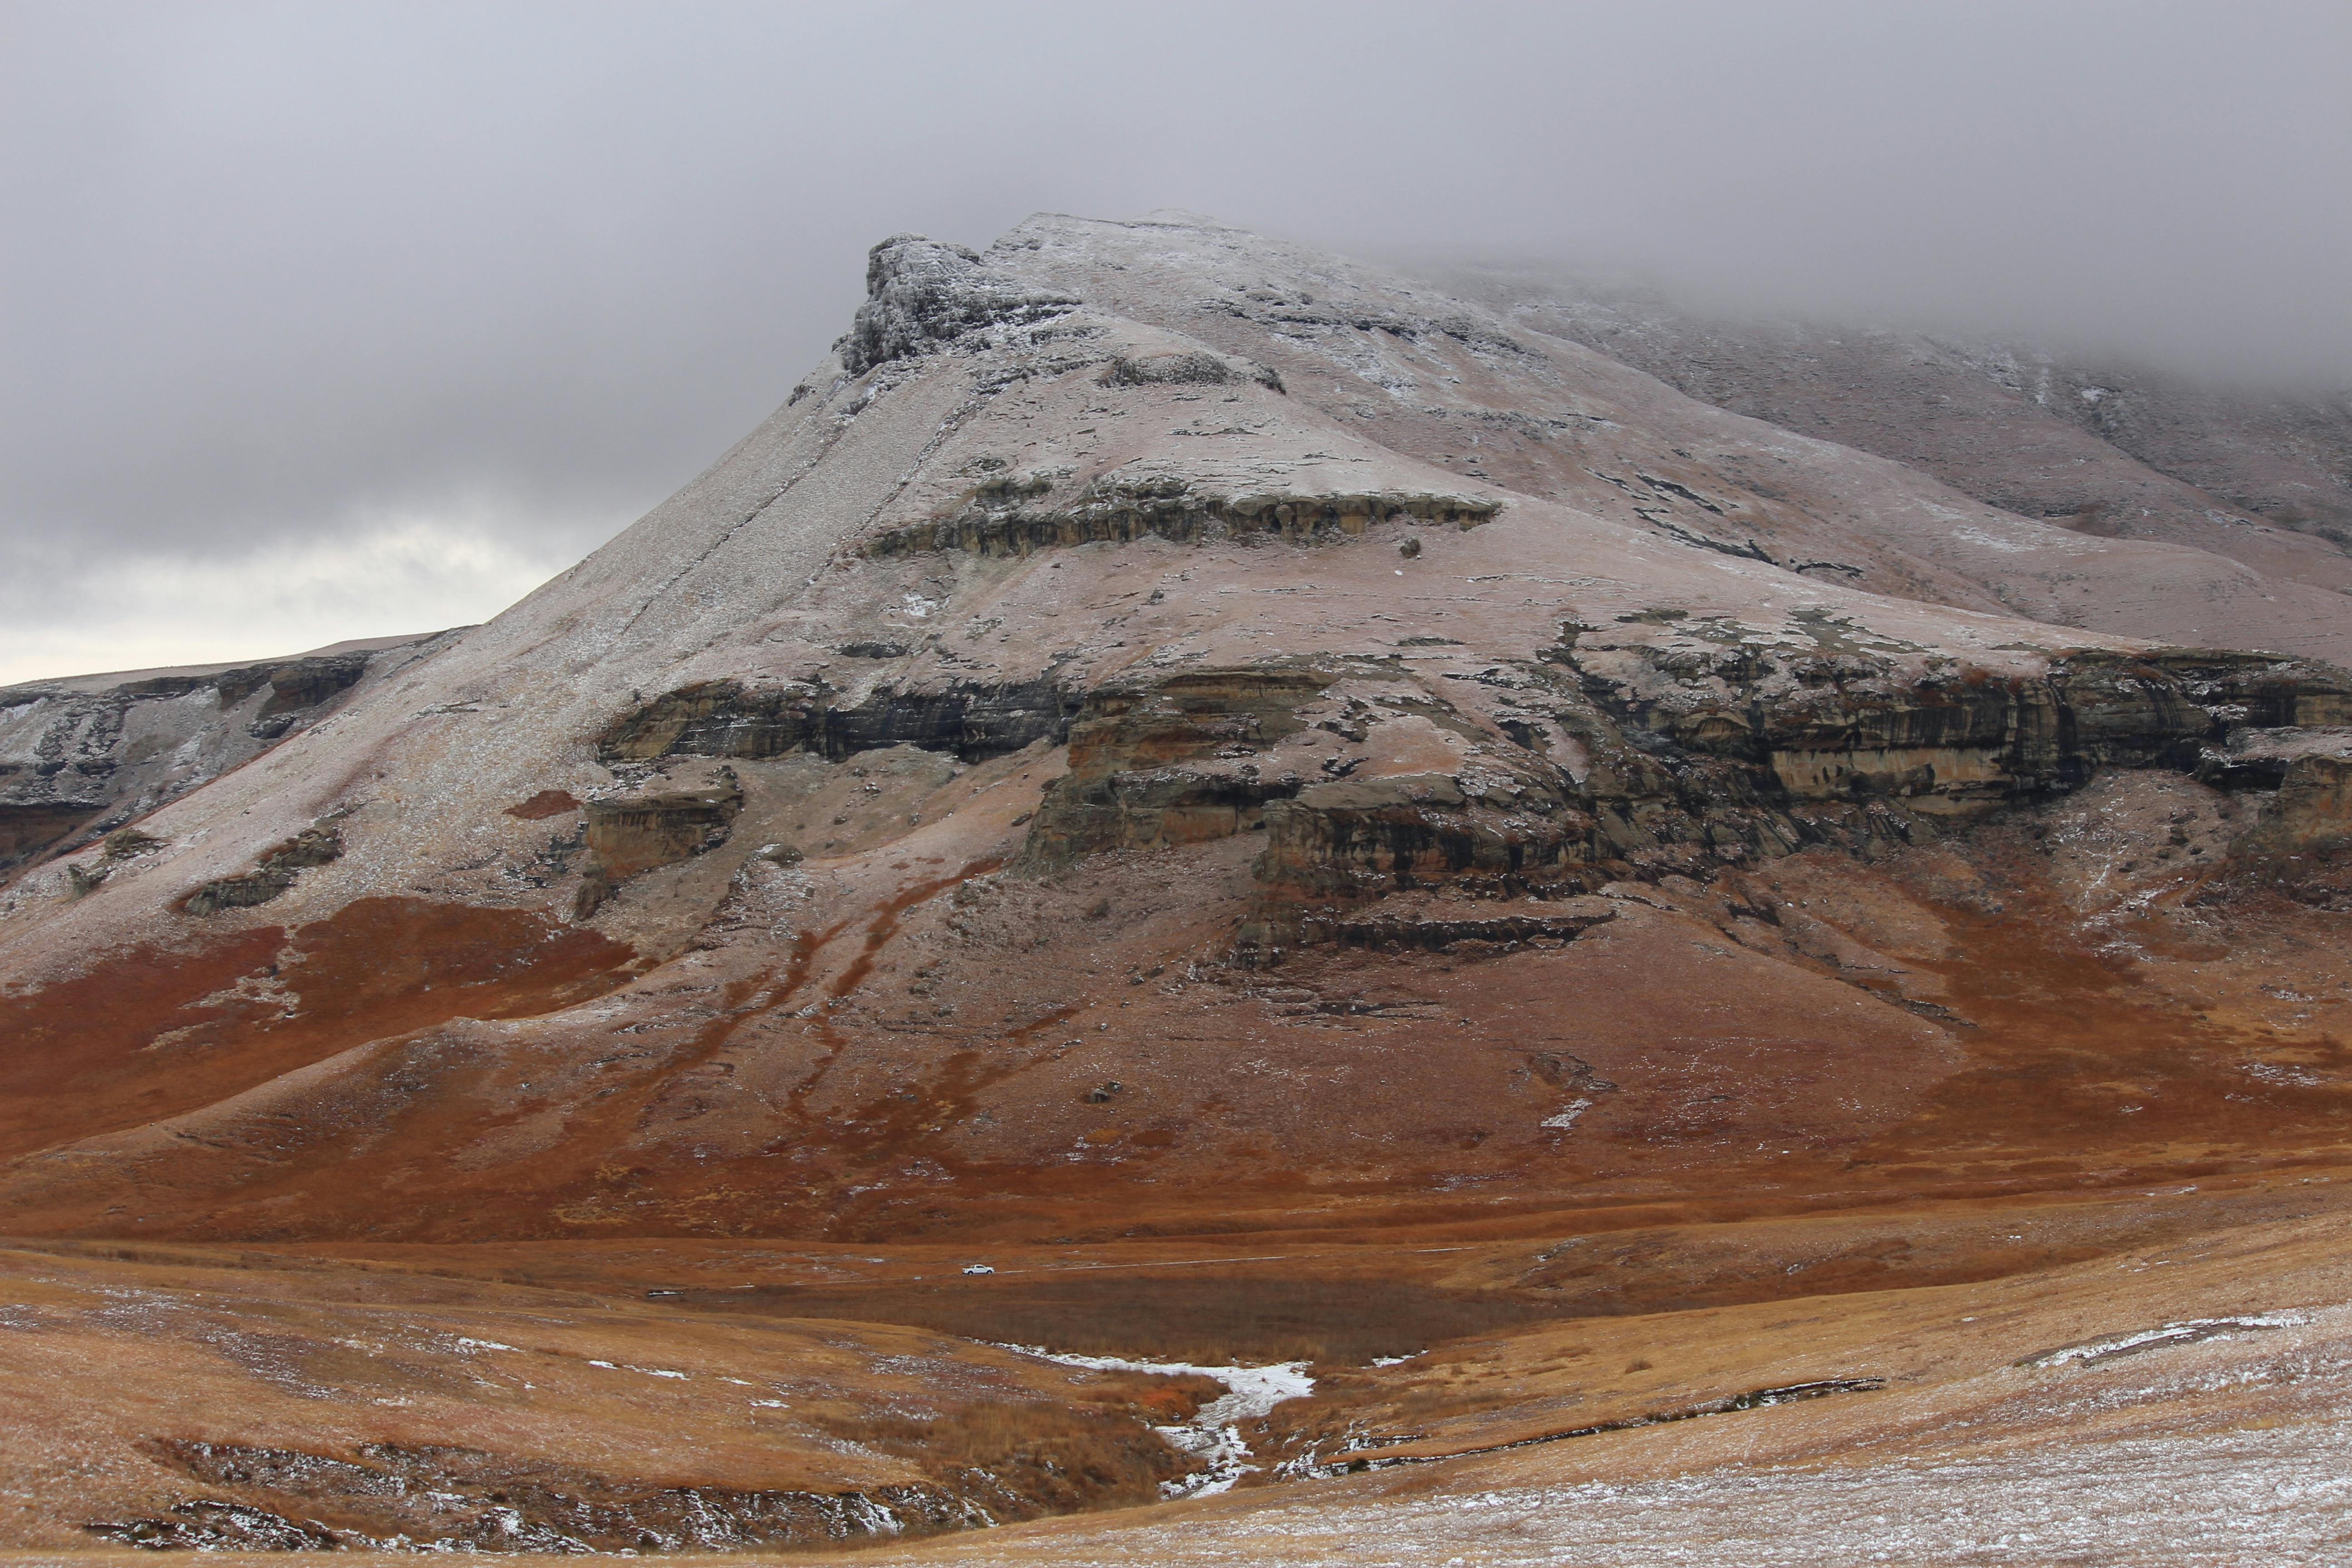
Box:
[4,0,2346,679]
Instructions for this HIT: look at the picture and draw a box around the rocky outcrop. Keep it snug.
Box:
[1257,769,1596,906]
[1019,665,1339,867]
[576,765,743,915]
[1305,893,1617,951]
[585,772,741,880]
[1011,638,2352,949]
[0,635,443,881]
[0,804,103,870]
[2206,730,2352,857]
[176,822,345,916]
[1518,637,2352,878]
[216,650,378,736]
[1556,633,2351,817]
[597,676,1079,766]
[868,477,1497,559]
[1019,663,1607,933]
[2257,754,2352,856]
[832,235,1081,377]
[1097,348,1283,391]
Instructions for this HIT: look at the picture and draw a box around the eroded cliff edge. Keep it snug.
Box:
[0,632,452,883]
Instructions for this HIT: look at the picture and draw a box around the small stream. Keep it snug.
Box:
[1005,1348,1316,1496]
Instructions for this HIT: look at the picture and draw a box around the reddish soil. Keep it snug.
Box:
[505,789,584,820]
[0,897,635,1161]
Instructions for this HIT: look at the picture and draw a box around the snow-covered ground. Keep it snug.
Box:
[868,1416,2352,1566]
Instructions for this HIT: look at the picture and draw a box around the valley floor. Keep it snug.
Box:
[9,1163,2352,1564]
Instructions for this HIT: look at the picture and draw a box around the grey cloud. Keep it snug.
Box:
[3,0,2347,672]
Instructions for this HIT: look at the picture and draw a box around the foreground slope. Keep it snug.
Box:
[4,212,2350,1557]
[0,1241,1212,1553]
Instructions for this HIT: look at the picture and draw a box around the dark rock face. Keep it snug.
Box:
[569,764,743,917]
[585,772,743,881]
[595,627,2345,949]
[1561,641,2351,814]
[833,235,1080,377]
[1007,640,2352,947]
[1590,649,2342,804]
[1019,662,1602,916]
[2268,755,2352,855]
[1097,349,1282,391]
[2225,745,2352,858]
[867,481,1498,559]
[1258,769,1593,909]
[216,651,374,730]
[1531,639,2350,881]
[1021,667,1338,867]
[176,823,345,916]
[1308,895,1617,951]
[597,677,1081,766]
[0,804,103,868]
[0,637,440,881]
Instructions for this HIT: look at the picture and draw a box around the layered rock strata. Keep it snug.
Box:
[868,480,1497,559]
[1004,638,2351,947]
[597,678,1079,766]
[575,763,745,916]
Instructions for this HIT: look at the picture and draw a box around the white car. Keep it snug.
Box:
[961,1264,995,1275]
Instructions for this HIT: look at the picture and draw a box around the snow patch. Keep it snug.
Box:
[1004,1345,1315,1496]
[2019,1313,2308,1368]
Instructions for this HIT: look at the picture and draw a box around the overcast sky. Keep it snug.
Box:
[3,0,2347,684]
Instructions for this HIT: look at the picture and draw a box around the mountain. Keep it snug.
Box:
[3,212,2348,1558]
[0,632,449,881]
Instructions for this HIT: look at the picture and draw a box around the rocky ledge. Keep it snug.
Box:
[587,630,2350,947]
[992,634,2352,949]
[866,475,1498,559]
